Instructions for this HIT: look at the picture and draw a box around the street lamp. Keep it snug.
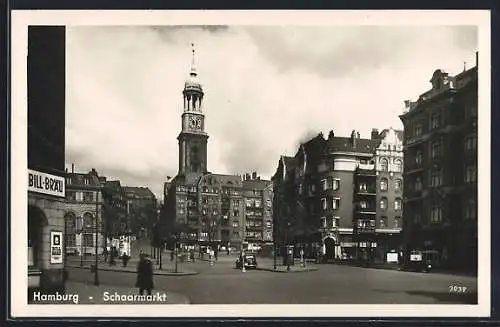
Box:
[77,216,84,267]
[94,190,100,286]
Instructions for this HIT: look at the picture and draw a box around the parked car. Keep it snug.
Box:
[235,253,258,269]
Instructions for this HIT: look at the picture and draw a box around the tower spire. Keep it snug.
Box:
[190,43,197,76]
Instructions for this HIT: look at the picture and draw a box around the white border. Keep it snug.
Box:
[11,10,491,318]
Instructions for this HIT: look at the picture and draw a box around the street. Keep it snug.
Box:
[66,254,477,304]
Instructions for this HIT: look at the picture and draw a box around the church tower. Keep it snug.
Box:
[177,44,208,175]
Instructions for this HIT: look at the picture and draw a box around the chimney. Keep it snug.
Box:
[246,173,251,181]
[357,132,360,139]
[371,128,379,140]
[350,130,357,148]
[252,172,257,180]
[71,163,74,173]
[328,130,334,139]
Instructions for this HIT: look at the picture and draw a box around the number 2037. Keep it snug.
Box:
[449,285,467,293]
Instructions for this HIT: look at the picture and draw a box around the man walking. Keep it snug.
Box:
[136,253,154,295]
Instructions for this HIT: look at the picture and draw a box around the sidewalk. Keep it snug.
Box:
[29,281,190,304]
[66,257,198,276]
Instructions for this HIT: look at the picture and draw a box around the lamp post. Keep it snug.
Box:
[94,190,100,286]
[286,222,291,271]
[77,216,84,268]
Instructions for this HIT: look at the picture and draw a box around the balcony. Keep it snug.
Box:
[355,187,377,195]
[354,204,377,214]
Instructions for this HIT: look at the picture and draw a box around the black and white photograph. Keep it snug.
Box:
[11,10,490,318]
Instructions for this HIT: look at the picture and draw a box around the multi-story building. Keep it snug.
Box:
[162,48,248,250]
[399,53,478,272]
[27,26,67,295]
[102,180,128,238]
[272,128,404,262]
[122,186,157,240]
[242,172,274,247]
[64,167,106,256]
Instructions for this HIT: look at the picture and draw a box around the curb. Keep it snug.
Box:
[256,267,319,273]
[66,265,199,276]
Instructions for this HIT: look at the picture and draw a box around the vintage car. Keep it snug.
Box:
[235,253,258,269]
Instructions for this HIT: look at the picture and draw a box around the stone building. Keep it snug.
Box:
[64,166,106,256]
[399,53,478,273]
[272,128,404,262]
[27,26,67,295]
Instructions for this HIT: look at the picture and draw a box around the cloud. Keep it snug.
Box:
[65,25,478,196]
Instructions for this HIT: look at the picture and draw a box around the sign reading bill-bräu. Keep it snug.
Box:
[28,169,65,197]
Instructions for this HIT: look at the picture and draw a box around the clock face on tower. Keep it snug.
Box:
[188,116,202,131]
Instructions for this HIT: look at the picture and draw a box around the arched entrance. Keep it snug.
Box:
[324,236,336,260]
[28,205,49,270]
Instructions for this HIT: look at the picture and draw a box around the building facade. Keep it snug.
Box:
[242,172,274,246]
[272,128,403,262]
[399,54,478,272]
[27,26,67,294]
[64,167,106,256]
[123,186,158,240]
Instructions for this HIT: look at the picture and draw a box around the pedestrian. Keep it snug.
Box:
[136,253,154,295]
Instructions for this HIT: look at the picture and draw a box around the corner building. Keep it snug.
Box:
[399,54,478,273]
[272,128,403,263]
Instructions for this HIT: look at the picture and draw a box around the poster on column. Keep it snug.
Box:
[50,231,63,264]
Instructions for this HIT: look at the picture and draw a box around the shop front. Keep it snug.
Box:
[28,169,66,296]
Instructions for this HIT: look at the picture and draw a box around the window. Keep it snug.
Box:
[359,183,367,192]
[380,197,387,210]
[66,191,76,201]
[321,179,327,191]
[394,160,402,173]
[465,165,477,183]
[265,221,272,228]
[321,198,327,210]
[465,134,477,153]
[430,206,442,223]
[84,178,89,185]
[431,140,442,161]
[321,217,327,228]
[430,111,442,129]
[393,216,401,228]
[266,199,272,207]
[414,123,423,137]
[233,210,239,217]
[360,201,368,209]
[380,178,388,191]
[332,198,340,210]
[83,233,94,247]
[415,177,422,191]
[255,199,262,208]
[380,158,388,172]
[379,216,388,229]
[83,213,94,231]
[83,191,94,202]
[332,179,340,190]
[394,179,402,192]
[415,150,423,166]
[394,198,402,211]
[430,169,443,187]
[465,202,477,220]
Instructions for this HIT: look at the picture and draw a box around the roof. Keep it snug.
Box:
[67,170,102,187]
[212,174,243,187]
[242,179,272,190]
[122,186,155,198]
[325,136,378,154]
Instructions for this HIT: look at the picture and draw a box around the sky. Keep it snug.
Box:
[64,25,477,199]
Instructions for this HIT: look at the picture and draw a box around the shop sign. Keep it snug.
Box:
[50,231,63,264]
[28,169,65,198]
